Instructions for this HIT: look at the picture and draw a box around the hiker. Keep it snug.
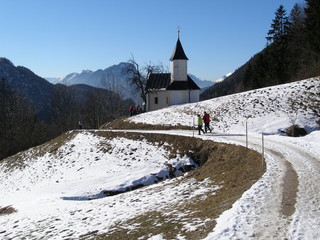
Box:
[132,107,137,115]
[203,111,212,133]
[136,105,141,114]
[78,120,83,129]
[129,105,134,116]
[197,114,205,135]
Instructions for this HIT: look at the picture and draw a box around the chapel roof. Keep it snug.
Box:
[146,73,200,91]
[169,37,189,61]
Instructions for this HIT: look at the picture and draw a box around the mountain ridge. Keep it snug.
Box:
[48,62,217,104]
[0,57,133,122]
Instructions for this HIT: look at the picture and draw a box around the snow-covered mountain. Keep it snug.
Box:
[50,63,216,104]
[59,63,130,87]
[190,73,233,94]
[189,74,214,89]
[1,77,319,239]
[53,62,141,104]
[189,73,233,88]
[213,72,233,83]
[44,77,61,83]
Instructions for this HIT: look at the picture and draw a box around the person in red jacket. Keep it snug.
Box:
[203,111,212,133]
[129,105,134,116]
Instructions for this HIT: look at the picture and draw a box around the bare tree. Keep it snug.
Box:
[52,84,77,133]
[99,75,124,119]
[0,77,39,159]
[83,89,104,128]
[124,56,165,112]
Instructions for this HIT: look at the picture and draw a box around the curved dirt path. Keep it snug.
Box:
[127,130,319,239]
[105,129,320,239]
[201,133,320,239]
[115,129,316,239]
[266,138,320,240]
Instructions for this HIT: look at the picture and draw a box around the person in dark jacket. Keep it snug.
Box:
[78,120,83,129]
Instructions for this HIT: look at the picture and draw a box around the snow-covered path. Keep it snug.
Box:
[183,130,320,239]
[122,129,320,239]
[0,129,319,239]
[201,133,319,240]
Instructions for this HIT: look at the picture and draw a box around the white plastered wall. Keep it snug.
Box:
[147,89,200,111]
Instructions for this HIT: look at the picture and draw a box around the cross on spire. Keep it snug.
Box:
[170,27,188,61]
[177,26,181,39]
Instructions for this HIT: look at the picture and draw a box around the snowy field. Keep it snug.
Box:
[127,77,320,239]
[129,77,319,134]
[0,132,209,239]
[0,77,319,239]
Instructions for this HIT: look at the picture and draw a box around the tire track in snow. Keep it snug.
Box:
[208,134,296,239]
[119,130,298,239]
[264,138,320,239]
[281,160,298,217]
[267,149,298,217]
[209,133,318,239]
[103,130,320,239]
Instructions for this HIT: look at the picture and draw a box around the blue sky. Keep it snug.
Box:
[0,0,299,80]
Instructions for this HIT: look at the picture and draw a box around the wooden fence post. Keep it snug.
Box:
[262,132,265,170]
[193,117,195,137]
[246,121,248,148]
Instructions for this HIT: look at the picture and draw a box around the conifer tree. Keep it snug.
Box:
[266,5,290,84]
[287,3,306,79]
[266,5,290,45]
[304,0,320,55]
[288,3,305,39]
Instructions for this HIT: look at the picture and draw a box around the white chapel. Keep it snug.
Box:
[145,32,200,111]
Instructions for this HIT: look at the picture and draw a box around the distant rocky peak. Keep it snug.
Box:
[0,57,14,66]
[81,70,92,74]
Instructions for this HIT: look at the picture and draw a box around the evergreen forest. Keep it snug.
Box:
[201,0,320,99]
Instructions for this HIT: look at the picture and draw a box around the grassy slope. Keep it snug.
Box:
[88,131,264,240]
[0,130,264,239]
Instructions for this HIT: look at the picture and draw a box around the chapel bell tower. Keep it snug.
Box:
[170,30,189,83]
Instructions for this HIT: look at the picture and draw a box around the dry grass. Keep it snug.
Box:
[101,118,192,130]
[0,206,16,215]
[1,131,78,172]
[0,130,264,238]
[84,131,264,240]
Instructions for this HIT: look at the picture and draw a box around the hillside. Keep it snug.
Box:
[0,58,132,123]
[119,77,320,134]
[0,131,262,239]
[0,58,54,121]
[1,78,320,239]
[201,2,320,100]
[0,57,134,160]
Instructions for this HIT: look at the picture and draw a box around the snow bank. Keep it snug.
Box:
[129,78,320,134]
